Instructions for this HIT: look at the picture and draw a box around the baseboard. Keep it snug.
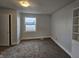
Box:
[11,42,17,46]
[17,40,20,44]
[51,37,72,57]
[21,36,51,40]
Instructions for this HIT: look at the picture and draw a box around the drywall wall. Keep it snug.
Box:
[0,8,17,46]
[20,13,51,40]
[0,12,9,46]
[17,12,20,44]
[51,0,79,56]
[11,10,17,45]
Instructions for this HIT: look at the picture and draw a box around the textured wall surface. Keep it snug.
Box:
[20,13,51,40]
[51,0,79,56]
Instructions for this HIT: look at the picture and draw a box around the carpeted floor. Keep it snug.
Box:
[0,38,70,58]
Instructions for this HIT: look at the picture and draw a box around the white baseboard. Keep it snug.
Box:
[17,39,20,44]
[11,42,17,45]
[21,36,51,40]
[51,37,72,57]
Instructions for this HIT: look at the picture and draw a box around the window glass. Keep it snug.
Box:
[25,17,36,32]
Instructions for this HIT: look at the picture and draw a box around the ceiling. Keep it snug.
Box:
[0,0,75,14]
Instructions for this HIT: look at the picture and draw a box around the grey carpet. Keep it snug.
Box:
[0,38,70,58]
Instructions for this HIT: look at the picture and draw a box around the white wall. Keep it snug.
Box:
[17,12,20,44]
[51,0,79,56]
[11,10,17,45]
[0,8,17,46]
[20,13,51,40]
[0,12,9,46]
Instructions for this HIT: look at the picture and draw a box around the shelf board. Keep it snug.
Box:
[73,32,79,34]
[73,39,79,42]
[73,24,79,26]
[73,16,79,18]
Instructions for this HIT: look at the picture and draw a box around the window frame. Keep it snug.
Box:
[24,17,36,32]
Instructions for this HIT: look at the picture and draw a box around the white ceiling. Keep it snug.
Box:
[0,0,75,14]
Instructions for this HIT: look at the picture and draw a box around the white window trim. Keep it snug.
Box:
[25,17,36,32]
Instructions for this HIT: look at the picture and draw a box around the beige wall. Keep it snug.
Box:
[0,13,9,46]
[20,13,51,40]
[11,10,17,45]
[51,0,79,56]
[0,8,17,46]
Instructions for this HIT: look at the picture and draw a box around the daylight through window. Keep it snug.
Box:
[25,17,36,32]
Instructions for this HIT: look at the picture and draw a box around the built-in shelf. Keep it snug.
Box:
[73,32,79,35]
[73,8,79,41]
[73,24,79,26]
[73,16,79,18]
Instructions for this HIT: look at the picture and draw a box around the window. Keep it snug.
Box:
[25,17,36,32]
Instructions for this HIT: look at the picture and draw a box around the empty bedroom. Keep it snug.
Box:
[0,0,79,58]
